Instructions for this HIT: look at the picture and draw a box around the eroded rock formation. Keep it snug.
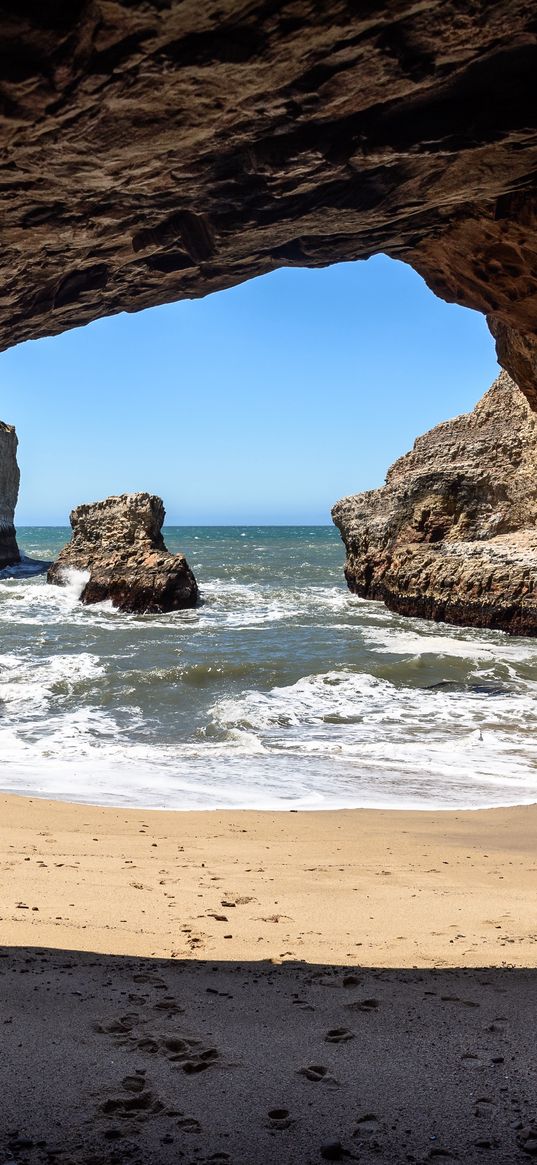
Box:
[0,4,536,399]
[48,493,198,613]
[0,423,20,570]
[332,372,537,636]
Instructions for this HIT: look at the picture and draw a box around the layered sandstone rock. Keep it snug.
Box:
[0,423,20,570]
[0,5,535,399]
[332,372,537,636]
[48,493,198,614]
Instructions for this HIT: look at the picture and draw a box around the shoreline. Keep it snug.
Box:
[2,791,537,968]
[3,781,537,815]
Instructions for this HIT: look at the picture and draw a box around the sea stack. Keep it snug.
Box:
[0,422,20,570]
[48,492,198,614]
[332,371,537,636]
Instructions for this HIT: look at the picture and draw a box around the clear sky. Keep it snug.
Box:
[0,254,499,526]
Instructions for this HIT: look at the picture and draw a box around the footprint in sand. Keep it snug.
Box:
[353,1114,381,1144]
[298,1064,340,1086]
[182,1050,219,1074]
[440,995,480,1008]
[486,1013,509,1037]
[354,1112,378,1128]
[135,1033,220,1072]
[473,1136,501,1151]
[325,1027,354,1043]
[94,1013,140,1036]
[345,997,380,1013]
[153,995,184,1014]
[100,1084,164,1119]
[163,1036,192,1057]
[516,1124,537,1155]
[95,1009,221,1073]
[137,1036,160,1053]
[461,1052,484,1069]
[266,1108,292,1129]
[342,973,361,988]
[176,1115,202,1132]
[132,972,166,986]
[299,1064,329,1081]
[121,1074,146,1093]
[474,1095,496,1118]
[320,1141,346,1160]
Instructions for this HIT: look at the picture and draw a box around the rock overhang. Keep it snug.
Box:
[0,2,536,398]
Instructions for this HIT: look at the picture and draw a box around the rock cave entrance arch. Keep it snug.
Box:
[0,1,535,407]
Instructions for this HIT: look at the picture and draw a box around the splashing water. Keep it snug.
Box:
[1,525,537,810]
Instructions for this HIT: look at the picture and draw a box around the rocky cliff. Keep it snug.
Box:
[0,4,535,401]
[48,493,198,614]
[332,372,537,636]
[0,423,20,570]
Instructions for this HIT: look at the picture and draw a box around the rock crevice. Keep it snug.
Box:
[332,372,537,636]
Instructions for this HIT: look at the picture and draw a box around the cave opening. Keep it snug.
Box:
[1,5,537,1160]
[0,246,535,809]
[0,254,499,532]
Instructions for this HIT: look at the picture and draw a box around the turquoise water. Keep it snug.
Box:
[1,525,537,810]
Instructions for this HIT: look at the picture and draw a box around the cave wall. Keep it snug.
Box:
[0,2,536,395]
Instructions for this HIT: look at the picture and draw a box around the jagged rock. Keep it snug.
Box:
[0,422,20,570]
[332,372,537,636]
[47,493,198,614]
[0,5,535,401]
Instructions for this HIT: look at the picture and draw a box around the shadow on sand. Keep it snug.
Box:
[1,947,535,1164]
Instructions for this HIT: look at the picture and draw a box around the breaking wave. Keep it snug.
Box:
[1,525,537,810]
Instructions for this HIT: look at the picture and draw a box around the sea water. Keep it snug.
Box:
[1,525,537,811]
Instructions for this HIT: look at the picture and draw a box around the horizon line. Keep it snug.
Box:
[16,521,337,529]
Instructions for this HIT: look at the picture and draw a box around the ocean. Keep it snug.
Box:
[1,525,537,811]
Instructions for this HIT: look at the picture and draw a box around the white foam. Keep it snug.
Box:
[194,581,357,630]
[0,651,105,712]
[195,582,304,628]
[361,625,537,664]
[2,563,537,811]
[208,668,537,807]
[54,566,90,600]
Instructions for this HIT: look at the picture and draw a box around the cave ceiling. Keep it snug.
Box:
[1,1,536,396]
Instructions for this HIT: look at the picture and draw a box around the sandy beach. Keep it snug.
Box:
[2,794,537,967]
[1,794,537,1163]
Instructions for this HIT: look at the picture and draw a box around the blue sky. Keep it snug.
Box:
[0,255,499,525]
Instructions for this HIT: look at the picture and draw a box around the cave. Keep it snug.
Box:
[0,1,535,403]
[2,9,537,1161]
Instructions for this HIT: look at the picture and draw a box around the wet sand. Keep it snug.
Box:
[1,794,537,1163]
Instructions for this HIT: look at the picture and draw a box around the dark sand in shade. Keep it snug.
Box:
[1,794,537,1163]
